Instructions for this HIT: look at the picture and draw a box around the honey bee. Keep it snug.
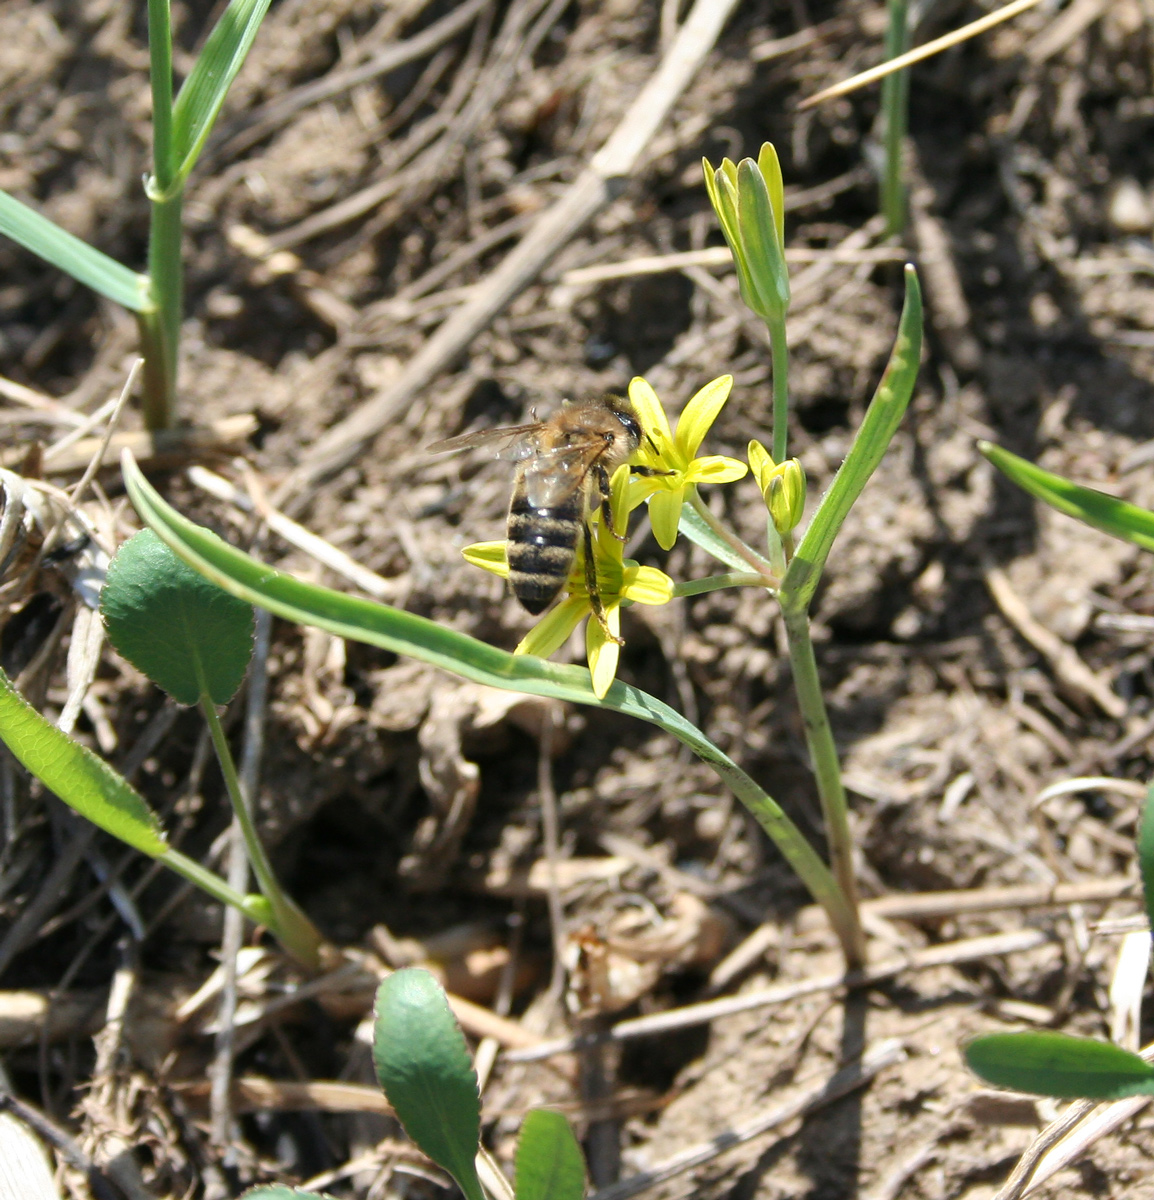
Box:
[430,395,664,641]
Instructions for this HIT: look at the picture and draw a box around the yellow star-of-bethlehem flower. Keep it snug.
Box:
[461,466,674,698]
[626,374,748,550]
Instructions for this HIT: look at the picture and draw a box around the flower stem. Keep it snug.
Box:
[673,572,767,598]
[780,603,866,968]
[200,694,323,968]
[768,317,790,463]
[687,488,779,584]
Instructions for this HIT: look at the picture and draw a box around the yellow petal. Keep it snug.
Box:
[676,375,733,459]
[628,376,675,461]
[685,455,748,484]
[515,596,587,659]
[462,541,509,578]
[586,607,622,698]
[648,487,685,551]
[622,564,675,605]
[747,439,773,491]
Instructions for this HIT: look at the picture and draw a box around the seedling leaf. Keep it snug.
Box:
[966,1032,1154,1099]
[0,191,150,312]
[515,1110,585,1200]
[782,264,922,611]
[980,442,1154,552]
[171,0,273,186]
[1140,782,1154,936]
[0,668,167,855]
[373,969,485,1200]
[102,529,254,705]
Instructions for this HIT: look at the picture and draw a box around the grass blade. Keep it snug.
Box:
[121,451,860,957]
[966,1032,1154,1100]
[0,191,150,312]
[980,442,1154,552]
[170,0,273,187]
[782,265,922,611]
[374,970,485,1200]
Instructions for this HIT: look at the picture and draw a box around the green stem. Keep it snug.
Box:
[688,488,779,584]
[781,603,866,968]
[157,846,268,922]
[142,0,180,429]
[769,317,790,464]
[881,0,911,237]
[673,572,767,598]
[200,694,323,967]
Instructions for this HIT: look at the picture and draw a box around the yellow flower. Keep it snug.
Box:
[627,375,748,551]
[461,467,674,698]
[748,441,806,536]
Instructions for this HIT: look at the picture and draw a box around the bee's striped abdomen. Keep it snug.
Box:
[506,489,582,614]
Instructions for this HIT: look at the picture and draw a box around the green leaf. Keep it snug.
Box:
[979,442,1154,553]
[966,1032,1154,1100]
[170,0,273,187]
[781,264,922,612]
[120,452,854,945]
[515,1110,585,1200]
[0,191,150,312]
[102,529,254,706]
[240,1190,336,1200]
[677,501,761,573]
[0,667,167,856]
[373,970,485,1200]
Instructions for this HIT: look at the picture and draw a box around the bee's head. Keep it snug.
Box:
[605,396,641,451]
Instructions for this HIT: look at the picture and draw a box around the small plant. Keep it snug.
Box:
[964,444,1154,1100]
[108,143,923,971]
[0,528,323,967]
[0,0,272,428]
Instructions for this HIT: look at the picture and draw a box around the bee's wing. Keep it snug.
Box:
[427,423,542,459]
[522,440,602,509]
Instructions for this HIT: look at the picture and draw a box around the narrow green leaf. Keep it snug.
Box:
[120,452,854,945]
[0,191,150,312]
[0,667,167,856]
[240,1190,336,1200]
[966,1032,1154,1100]
[170,0,273,187]
[980,442,1154,553]
[102,529,254,705]
[373,970,485,1200]
[781,265,922,612]
[515,1110,585,1200]
[1140,782,1154,937]
[677,501,761,573]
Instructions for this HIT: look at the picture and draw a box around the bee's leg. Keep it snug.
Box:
[594,465,625,541]
[631,464,675,478]
[583,517,623,645]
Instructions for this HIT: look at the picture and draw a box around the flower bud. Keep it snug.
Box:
[748,440,806,535]
[702,142,790,326]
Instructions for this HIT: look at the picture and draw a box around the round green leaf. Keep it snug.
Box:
[966,1032,1154,1100]
[373,969,484,1200]
[515,1110,586,1200]
[102,528,254,705]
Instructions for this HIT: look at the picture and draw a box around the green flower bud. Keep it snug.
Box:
[702,142,790,326]
[767,458,806,536]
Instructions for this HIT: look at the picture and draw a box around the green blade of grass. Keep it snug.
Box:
[781,264,922,612]
[170,0,273,188]
[0,191,151,312]
[980,442,1154,552]
[122,450,861,957]
[966,1032,1154,1100]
